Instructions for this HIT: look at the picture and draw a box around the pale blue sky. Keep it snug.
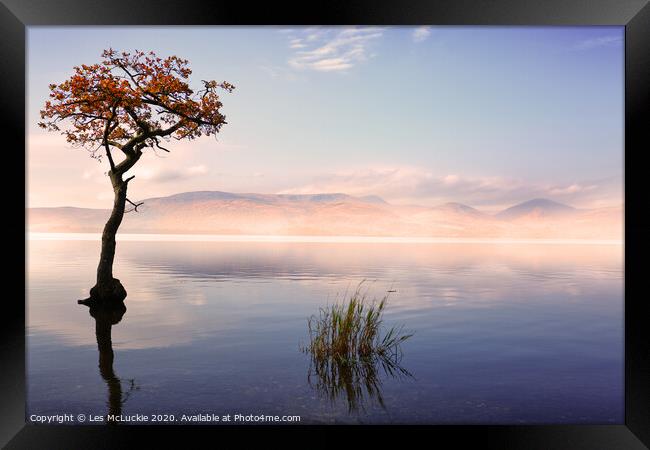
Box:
[27,26,624,209]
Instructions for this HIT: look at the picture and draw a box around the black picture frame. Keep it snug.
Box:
[3,0,649,447]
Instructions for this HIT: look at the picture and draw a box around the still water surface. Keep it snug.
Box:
[27,237,623,424]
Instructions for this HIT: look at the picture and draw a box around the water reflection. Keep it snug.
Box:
[26,240,624,424]
[79,299,138,423]
[307,352,413,413]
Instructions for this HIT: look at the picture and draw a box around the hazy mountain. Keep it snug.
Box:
[27,191,622,239]
[359,195,388,205]
[495,198,577,221]
[144,191,383,206]
[433,202,486,217]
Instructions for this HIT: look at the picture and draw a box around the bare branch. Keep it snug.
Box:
[152,137,171,153]
[126,197,144,212]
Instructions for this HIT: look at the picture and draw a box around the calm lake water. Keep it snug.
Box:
[26,237,624,424]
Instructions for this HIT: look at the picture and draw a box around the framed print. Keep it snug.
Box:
[3,0,649,448]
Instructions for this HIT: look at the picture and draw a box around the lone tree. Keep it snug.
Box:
[40,49,234,302]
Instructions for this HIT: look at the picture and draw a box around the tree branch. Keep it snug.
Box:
[125,106,153,134]
[142,98,218,127]
[113,149,142,176]
[106,140,124,149]
[102,109,117,171]
[105,146,116,171]
[126,197,144,212]
[152,137,171,153]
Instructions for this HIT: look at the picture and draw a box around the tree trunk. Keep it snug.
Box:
[90,171,128,302]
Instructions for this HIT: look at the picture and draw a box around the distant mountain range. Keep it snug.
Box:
[495,198,577,220]
[27,191,623,239]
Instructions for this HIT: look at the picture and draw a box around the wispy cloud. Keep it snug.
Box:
[283,27,384,72]
[278,167,622,209]
[573,34,623,50]
[547,183,597,195]
[412,26,431,43]
[138,164,208,183]
[289,38,306,49]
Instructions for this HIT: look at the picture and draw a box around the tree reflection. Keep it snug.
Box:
[79,298,138,423]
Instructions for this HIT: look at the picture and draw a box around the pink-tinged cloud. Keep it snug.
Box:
[277,167,622,209]
[27,132,247,208]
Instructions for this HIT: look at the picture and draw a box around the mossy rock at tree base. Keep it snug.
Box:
[81,278,127,304]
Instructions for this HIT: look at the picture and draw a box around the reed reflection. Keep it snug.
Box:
[79,298,138,423]
[307,351,412,413]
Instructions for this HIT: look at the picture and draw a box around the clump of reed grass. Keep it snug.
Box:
[303,282,414,412]
[304,283,413,364]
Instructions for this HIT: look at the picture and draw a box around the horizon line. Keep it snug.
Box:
[27,232,623,245]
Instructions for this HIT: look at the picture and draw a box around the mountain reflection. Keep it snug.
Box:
[79,298,137,423]
[307,352,413,413]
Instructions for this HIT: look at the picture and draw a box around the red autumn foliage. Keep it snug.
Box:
[39,49,234,163]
